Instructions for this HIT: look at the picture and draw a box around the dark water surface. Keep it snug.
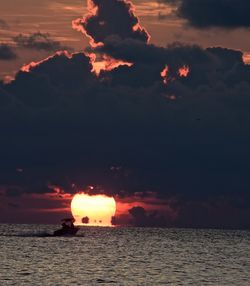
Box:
[0,224,249,285]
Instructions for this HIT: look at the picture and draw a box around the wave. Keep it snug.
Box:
[0,231,52,237]
[0,231,86,238]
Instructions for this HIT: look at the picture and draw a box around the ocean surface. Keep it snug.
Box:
[0,224,249,285]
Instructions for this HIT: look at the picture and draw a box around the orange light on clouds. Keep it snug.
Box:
[72,17,104,48]
[161,65,170,85]
[71,193,116,226]
[161,64,189,85]
[21,61,38,73]
[20,51,72,73]
[72,0,103,48]
[130,1,151,43]
[94,58,133,75]
[72,0,151,47]
[243,52,250,65]
[178,65,190,77]
[87,52,133,75]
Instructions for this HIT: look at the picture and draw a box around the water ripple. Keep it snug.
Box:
[0,225,249,285]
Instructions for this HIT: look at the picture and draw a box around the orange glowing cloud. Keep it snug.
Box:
[72,0,104,48]
[72,18,104,48]
[3,75,15,84]
[115,192,176,215]
[72,0,150,48]
[178,65,190,77]
[127,0,151,42]
[243,52,250,65]
[161,65,169,84]
[20,51,72,73]
[89,53,133,75]
[161,64,190,85]
[130,8,151,43]
[161,65,174,85]
[112,192,179,226]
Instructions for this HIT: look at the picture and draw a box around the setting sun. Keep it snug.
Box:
[71,193,116,226]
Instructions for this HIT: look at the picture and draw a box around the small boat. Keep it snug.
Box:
[53,218,79,236]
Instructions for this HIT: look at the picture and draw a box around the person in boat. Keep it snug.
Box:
[54,218,79,236]
[61,218,75,230]
[61,222,70,230]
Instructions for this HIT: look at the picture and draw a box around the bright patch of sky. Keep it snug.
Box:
[0,0,249,79]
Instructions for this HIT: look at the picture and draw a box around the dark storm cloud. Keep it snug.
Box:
[162,0,250,28]
[95,37,249,89]
[5,184,53,197]
[1,40,250,229]
[13,32,71,52]
[8,51,95,106]
[1,0,250,228]
[0,44,17,60]
[74,0,149,44]
[129,206,169,227]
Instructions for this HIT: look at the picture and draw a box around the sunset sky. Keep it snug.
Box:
[0,0,250,228]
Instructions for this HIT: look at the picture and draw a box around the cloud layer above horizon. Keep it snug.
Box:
[0,0,250,228]
[162,0,250,28]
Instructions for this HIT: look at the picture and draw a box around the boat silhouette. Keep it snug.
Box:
[53,218,79,236]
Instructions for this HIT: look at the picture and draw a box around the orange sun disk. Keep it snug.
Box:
[71,193,116,226]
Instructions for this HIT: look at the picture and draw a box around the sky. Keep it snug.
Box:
[0,0,250,228]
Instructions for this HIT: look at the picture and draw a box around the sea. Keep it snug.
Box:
[0,224,249,286]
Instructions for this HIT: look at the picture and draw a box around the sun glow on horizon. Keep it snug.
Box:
[71,193,116,226]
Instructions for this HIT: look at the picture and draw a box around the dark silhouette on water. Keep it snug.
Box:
[53,218,79,236]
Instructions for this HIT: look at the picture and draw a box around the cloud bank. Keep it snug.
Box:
[162,0,250,28]
[1,0,250,228]
[73,0,149,46]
